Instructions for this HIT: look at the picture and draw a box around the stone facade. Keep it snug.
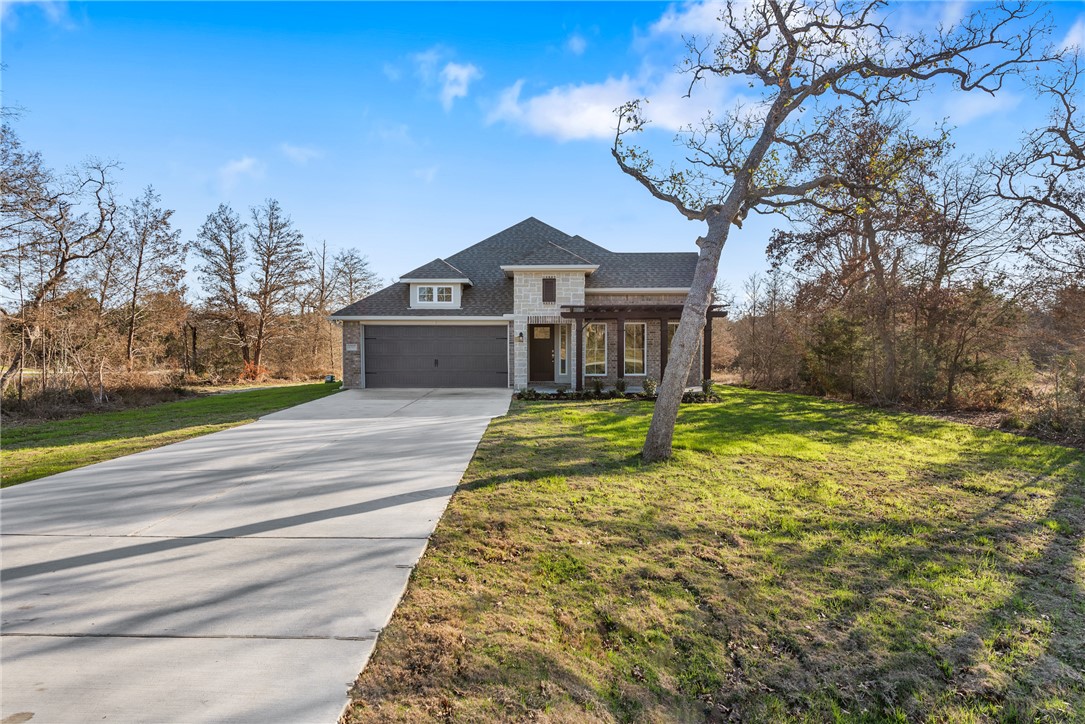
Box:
[512,271,585,389]
[341,321,363,388]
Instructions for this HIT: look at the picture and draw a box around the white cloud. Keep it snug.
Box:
[372,122,415,146]
[939,0,968,30]
[412,47,444,82]
[414,166,439,184]
[438,62,481,111]
[1,0,74,29]
[217,156,265,192]
[486,65,733,142]
[1062,15,1085,53]
[382,62,402,81]
[487,77,638,141]
[946,91,1021,126]
[279,143,323,164]
[648,1,726,38]
[566,33,588,55]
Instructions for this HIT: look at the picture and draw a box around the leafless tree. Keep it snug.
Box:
[0,125,118,391]
[193,204,251,363]
[332,247,380,310]
[992,55,1084,277]
[245,198,308,371]
[612,0,1054,460]
[117,186,185,370]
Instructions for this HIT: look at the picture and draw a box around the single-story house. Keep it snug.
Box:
[330,217,724,390]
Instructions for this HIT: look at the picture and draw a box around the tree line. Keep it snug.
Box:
[721,73,1083,443]
[0,123,379,413]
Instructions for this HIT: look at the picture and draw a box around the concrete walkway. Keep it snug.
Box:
[1,388,512,724]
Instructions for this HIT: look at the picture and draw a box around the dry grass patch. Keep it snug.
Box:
[343,387,1084,723]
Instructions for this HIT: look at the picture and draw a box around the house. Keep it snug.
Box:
[330,218,723,390]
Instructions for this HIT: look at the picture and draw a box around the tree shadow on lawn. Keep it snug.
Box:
[443,398,1085,721]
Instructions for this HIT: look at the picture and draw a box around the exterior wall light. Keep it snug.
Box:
[517,332,525,343]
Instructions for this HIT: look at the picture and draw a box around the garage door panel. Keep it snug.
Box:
[364,325,508,388]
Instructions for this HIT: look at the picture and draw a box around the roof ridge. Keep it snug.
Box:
[542,240,594,265]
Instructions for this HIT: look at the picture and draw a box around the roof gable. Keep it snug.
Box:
[399,258,471,283]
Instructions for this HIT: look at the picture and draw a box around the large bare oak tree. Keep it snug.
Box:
[611,0,1054,461]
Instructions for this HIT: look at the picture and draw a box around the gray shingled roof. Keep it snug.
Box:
[330,217,698,318]
[509,241,595,267]
[400,258,471,282]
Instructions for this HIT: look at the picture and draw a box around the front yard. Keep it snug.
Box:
[343,387,1084,722]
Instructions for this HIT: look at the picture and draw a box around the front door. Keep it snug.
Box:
[529,324,555,382]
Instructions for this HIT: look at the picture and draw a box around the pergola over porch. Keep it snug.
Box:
[559,303,729,391]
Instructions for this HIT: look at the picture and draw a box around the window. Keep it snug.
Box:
[625,323,646,375]
[584,323,606,376]
[416,285,454,304]
[668,321,679,348]
[558,325,568,375]
[542,277,556,304]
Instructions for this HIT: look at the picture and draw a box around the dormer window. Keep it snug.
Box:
[417,285,453,304]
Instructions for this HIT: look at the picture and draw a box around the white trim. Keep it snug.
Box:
[584,322,607,377]
[500,264,598,276]
[398,277,472,284]
[624,322,647,376]
[329,316,509,324]
[586,287,690,294]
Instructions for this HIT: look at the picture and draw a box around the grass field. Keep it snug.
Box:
[343,387,1084,723]
[1,383,340,487]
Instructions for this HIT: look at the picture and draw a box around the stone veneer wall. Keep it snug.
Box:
[512,271,585,388]
[342,321,362,388]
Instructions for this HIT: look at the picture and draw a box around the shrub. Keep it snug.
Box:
[615,378,627,393]
[642,377,658,396]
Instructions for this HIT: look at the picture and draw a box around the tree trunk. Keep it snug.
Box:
[642,211,731,462]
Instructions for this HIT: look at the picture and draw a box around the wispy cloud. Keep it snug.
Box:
[647,1,725,39]
[1062,15,1085,53]
[1,0,75,29]
[409,46,482,111]
[486,66,731,142]
[946,91,1022,126]
[279,143,323,164]
[382,62,403,82]
[439,62,481,111]
[566,32,588,56]
[218,156,265,192]
[372,121,416,146]
[414,166,439,184]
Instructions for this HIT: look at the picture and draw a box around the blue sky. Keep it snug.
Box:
[3,1,1084,299]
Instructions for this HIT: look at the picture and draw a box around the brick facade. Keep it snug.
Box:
[341,321,362,388]
[512,271,584,389]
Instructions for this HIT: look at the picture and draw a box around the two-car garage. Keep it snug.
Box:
[362,325,509,388]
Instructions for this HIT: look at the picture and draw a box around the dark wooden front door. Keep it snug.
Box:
[529,324,554,382]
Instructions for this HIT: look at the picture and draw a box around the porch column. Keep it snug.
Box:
[575,321,584,391]
[703,316,712,383]
[659,318,668,379]
[616,316,625,381]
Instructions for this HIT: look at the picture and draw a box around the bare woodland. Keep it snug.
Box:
[0,123,379,416]
[615,0,1084,457]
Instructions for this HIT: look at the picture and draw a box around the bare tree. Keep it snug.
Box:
[193,204,251,364]
[612,0,1053,460]
[117,186,184,370]
[993,55,1084,276]
[332,247,380,310]
[0,125,118,391]
[246,198,308,371]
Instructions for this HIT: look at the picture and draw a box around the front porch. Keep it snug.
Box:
[518,303,727,392]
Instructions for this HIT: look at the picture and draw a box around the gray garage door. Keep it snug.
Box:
[364,325,508,388]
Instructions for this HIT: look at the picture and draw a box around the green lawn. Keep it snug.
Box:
[1,383,340,487]
[344,387,1084,723]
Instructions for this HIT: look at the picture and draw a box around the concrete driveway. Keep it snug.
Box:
[1,388,511,724]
